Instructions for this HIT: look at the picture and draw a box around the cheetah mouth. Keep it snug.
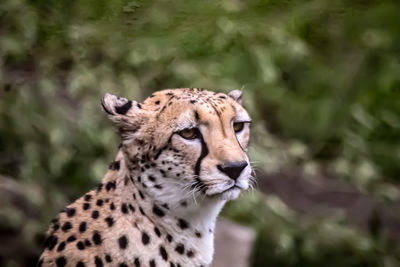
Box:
[207,185,242,197]
[221,185,241,194]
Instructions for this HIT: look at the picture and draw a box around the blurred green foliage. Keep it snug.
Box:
[0,0,400,266]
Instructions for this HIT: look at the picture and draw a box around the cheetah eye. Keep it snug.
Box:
[233,122,245,133]
[178,128,198,140]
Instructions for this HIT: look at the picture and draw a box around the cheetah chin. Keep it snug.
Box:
[39,88,253,267]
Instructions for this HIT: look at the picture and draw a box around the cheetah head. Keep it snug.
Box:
[102,88,252,207]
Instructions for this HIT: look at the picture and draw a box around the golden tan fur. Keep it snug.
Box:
[38,88,252,267]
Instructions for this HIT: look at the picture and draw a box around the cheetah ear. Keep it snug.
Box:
[101,93,148,140]
[101,93,137,117]
[228,90,243,105]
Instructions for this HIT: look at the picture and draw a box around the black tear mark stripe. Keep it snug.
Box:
[235,134,246,152]
[230,103,246,152]
[154,149,163,160]
[194,129,209,177]
[154,133,174,160]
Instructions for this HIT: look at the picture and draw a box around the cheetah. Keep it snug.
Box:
[38,88,253,267]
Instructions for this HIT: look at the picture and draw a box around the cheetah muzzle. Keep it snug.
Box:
[38,88,253,267]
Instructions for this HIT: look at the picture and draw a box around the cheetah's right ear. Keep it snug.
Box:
[101,93,148,139]
[228,90,243,105]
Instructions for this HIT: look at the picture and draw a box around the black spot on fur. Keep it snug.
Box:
[154,227,161,237]
[76,261,85,267]
[155,100,160,105]
[175,243,185,254]
[177,219,189,229]
[105,216,114,227]
[134,258,141,267]
[92,231,102,245]
[129,204,135,212]
[155,184,163,190]
[115,100,132,115]
[138,190,145,200]
[79,222,87,233]
[77,241,85,250]
[57,241,66,252]
[52,220,60,231]
[149,259,156,267]
[152,205,165,217]
[83,202,90,210]
[56,256,66,267]
[92,210,99,219]
[66,208,76,217]
[94,256,103,267]
[187,250,195,258]
[105,254,112,263]
[167,234,173,243]
[142,232,150,245]
[109,160,120,170]
[106,181,116,191]
[121,203,128,214]
[61,222,72,232]
[195,231,202,238]
[84,194,92,201]
[160,246,168,261]
[139,206,145,215]
[96,199,103,206]
[44,235,58,250]
[67,235,77,242]
[85,239,92,247]
[120,263,128,267]
[118,235,128,249]
[110,202,116,210]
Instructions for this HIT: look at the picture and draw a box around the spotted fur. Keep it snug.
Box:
[38,88,252,267]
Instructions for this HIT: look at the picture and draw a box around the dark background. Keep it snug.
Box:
[0,0,400,266]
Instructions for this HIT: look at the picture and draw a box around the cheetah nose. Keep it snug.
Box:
[217,161,248,181]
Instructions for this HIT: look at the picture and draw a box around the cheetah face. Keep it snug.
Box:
[102,88,252,206]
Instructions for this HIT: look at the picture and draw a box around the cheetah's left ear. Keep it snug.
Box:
[228,90,243,105]
[101,93,138,117]
[101,93,148,140]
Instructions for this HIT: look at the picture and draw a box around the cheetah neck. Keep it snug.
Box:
[103,150,226,266]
